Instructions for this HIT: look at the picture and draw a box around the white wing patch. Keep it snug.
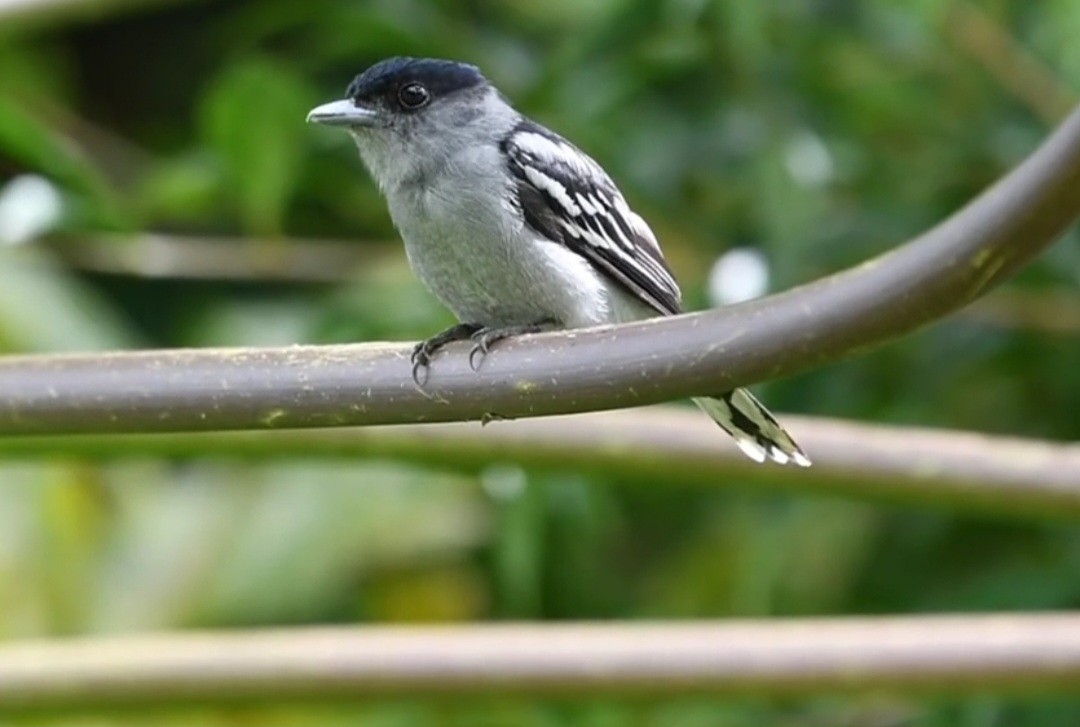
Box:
[523,165,580,216]
[623,204,663,258]
[576,193,597,216]
[511,131,604,180]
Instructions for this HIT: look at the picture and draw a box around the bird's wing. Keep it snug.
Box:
[501,121,682,316]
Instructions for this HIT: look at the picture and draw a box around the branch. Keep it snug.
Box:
[1,615,1079,711]
[3,409,1079,519]
[2,106,1080,436]
[966,288,1080,335]
[41,233,389,283]
[945,2,1077,124]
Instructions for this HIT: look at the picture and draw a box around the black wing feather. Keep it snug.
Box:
[501,121,682,316]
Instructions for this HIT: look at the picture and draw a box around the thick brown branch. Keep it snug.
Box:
[1,106,1080,436]
[2,409,1078,519]
[1,615,1079,711]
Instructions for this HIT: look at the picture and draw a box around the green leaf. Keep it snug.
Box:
[0,97,129,229]
[199,58,311,236]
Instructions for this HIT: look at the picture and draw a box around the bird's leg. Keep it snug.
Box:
[468,318,558,371]
[411,322,483,386]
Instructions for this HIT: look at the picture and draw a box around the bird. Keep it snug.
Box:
[307,56,809,466]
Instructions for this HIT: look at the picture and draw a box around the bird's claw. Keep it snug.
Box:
[410,343,432,387]
[408,322,483,388]
[411,320,553,381]
[466,320,553,371]
[468,333,493,371]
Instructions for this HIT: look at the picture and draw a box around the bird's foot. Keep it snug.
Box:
[410,322,482,386]
[468,318,556,371]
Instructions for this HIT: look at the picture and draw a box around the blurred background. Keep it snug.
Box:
[1,0,1079,724]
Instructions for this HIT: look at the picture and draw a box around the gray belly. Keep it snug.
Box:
[389,184,614,328]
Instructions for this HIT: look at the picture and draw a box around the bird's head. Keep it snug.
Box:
[308,57,506,190]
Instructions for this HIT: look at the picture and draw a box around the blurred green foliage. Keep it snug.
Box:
[1,0,1079,724]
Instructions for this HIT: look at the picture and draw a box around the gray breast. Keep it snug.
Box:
[386,147,612,328]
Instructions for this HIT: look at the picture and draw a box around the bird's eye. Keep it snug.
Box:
[398,83,430,110]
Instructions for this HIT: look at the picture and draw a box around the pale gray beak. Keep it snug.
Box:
[306,99,380,127]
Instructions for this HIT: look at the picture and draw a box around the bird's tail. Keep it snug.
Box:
[693,389,811,467]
